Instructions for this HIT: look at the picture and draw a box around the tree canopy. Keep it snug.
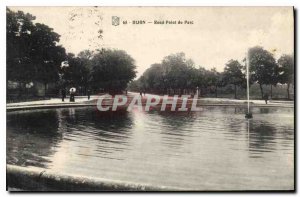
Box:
[7,9,294,100]
[7,8,66,95]
[248,46,279,98]
[278,54,294,99]
[223,60,246,99]
[90,49,137,94]
[130,52,227,97]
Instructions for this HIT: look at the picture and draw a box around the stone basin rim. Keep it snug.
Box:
[6,164,183,191]
[6,103,294,112]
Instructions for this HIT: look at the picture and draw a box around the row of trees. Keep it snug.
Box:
[249,47,294,99]
[7,8,137,96]
[63,49,136,95]
[129,48,294,99]
[7,8,294,99]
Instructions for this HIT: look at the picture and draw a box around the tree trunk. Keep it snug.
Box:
[259,84,264,99]
[270,85,273,99]
[287,83,290,100]
[234,85,237,99]
[178,89,182,97]
[18,82,23,97]
[44,83,47,97]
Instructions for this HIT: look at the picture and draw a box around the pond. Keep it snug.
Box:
[7,106,294,190]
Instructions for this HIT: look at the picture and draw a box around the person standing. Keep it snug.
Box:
[61,88,66,102]
[87,89,91,100]
[69,87,76,102]
[264,93,269,104]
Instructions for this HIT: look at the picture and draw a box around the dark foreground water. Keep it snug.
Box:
[7,106,294,190]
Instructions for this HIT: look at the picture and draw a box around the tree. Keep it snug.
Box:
[90,49,136,94]
[139,75,146,90]
[141,64,164,93]
[78,50,94,61]
[31,23,66,95]
[63,53,91,94]
[131,53,219,97]
[278,54,294,99]
[248,46,278,99]
[7,8,37,94]
[192,67,209,96]
[7,8,66,96]
[223,60,245,99]
[160,52,195,95]
[127,80,140,92]
[207,68,226,98]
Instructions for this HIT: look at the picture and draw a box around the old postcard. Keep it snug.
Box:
[6,6,294,191]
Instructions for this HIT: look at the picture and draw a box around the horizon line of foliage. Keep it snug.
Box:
[7,8,137,96]
[129,49,294,99]
[7,8,294,99]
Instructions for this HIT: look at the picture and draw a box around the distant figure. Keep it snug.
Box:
[61,88,66,102]
[125,90,128,95]
[264,93,269,104]
[140,91,142,97]
[87,89,91,100]
[69,87,76,102]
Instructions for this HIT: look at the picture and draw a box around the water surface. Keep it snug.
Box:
[7,106,294,190]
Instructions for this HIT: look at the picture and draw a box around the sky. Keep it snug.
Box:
[10,6,294,78]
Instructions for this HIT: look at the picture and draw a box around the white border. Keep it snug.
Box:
[1,0,298,6]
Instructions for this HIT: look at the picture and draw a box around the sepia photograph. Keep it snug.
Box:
[5,6,294,191]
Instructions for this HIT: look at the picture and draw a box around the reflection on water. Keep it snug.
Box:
[259,108,270,114]
[7,106,294,190]
[249,122,276,154]
[7,110,61,168]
